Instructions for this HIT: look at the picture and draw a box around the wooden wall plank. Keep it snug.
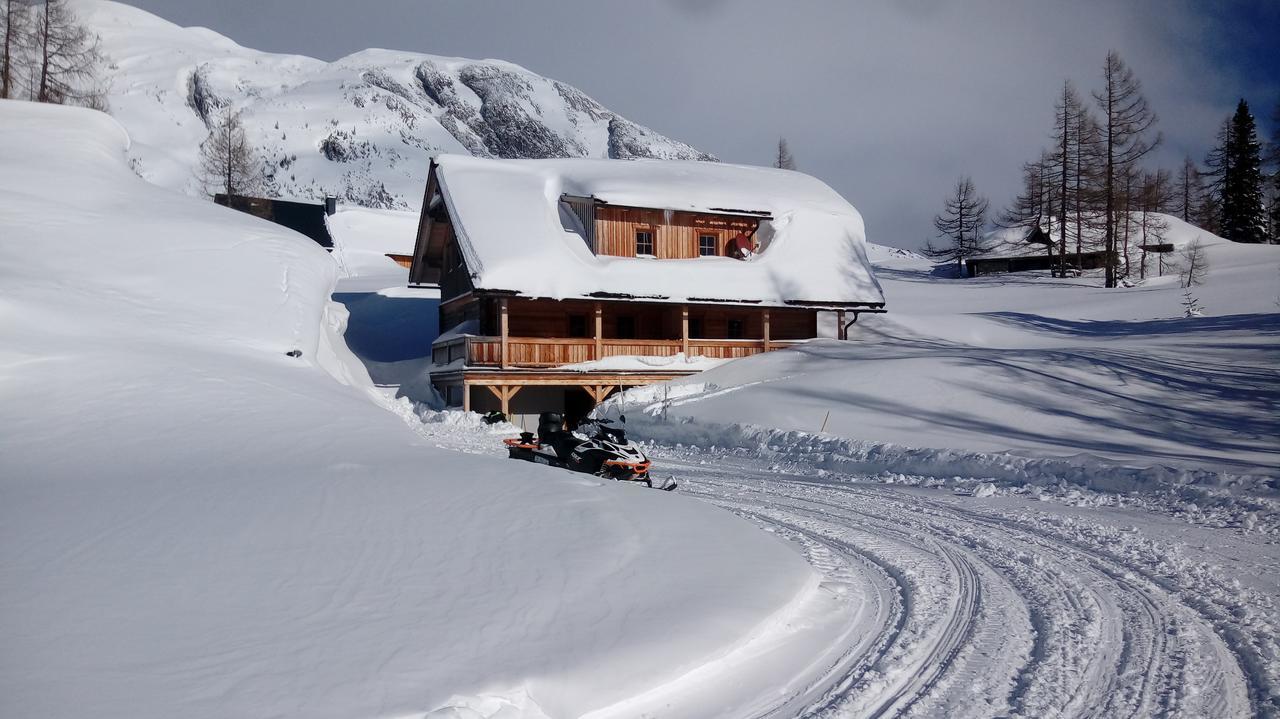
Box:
[593,207,759,260]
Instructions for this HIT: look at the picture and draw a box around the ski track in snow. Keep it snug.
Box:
[408,412,1273,718]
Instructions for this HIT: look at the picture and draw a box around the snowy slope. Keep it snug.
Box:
[0,100,819,718]
[603,218,1280,488]
[79,0,713,210]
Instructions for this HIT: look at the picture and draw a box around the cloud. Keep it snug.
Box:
[122,0,1276,250]
[661,0,730,16]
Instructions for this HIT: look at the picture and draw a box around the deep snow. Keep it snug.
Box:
[0,100,820,719]
[602,217,1279,493]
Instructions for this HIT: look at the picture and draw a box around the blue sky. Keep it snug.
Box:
[119,0,1278,249]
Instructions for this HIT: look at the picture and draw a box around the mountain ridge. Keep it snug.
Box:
[79,0,714,210]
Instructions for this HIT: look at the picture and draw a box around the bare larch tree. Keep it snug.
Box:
[1,0,27,99]
[926,176,989,272]
[1178,237,1209,287]
[773,137,796,170]
[1049,81,1087,276]
[32,0,102,105]
[1093,51,1160,287]
[198,107,263,203]
[1173,156,1202,224]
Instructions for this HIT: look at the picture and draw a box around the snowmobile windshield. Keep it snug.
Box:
[597,425,627,444]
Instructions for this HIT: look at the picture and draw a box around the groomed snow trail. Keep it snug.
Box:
[404,412,1274,718]
[660,451,1264,719]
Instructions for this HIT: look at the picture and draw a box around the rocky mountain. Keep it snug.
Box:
[81,1,714,210]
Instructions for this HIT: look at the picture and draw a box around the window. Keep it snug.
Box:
[616,316,636,339]
[568,315,587,338]
[727,319,744,339]
[635,230,654,256]
[698,233,718,256]
[688,317,704,339]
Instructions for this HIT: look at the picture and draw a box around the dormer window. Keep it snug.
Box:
[635,230,654,256]
[698,233,718,256]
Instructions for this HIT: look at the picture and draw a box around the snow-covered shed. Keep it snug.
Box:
[407,154,885,422]
[966,224,1108,277]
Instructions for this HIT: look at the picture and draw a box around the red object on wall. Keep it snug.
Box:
[727,232,754,259]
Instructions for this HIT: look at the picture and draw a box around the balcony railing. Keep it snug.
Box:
[431,335,800,369]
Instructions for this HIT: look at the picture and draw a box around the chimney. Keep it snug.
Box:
[324,195,337,216]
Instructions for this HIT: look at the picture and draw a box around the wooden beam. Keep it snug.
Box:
[482,384,522,415]
[462,382,471,412]
[681,304,689,356]
[836,310,846,341]
[499,297,510,370]
[593,301,603,360]
[762,309,771,351]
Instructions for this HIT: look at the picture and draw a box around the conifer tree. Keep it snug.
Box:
[926,176,988,272]
[1266,102,1280,243]
[1214,99,1267,243]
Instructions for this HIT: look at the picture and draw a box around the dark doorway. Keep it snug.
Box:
[727,318,744,339]
[616,315,636,339]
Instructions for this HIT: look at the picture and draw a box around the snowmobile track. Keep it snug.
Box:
[665,454,1259,719]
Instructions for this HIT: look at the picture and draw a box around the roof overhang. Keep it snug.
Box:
[560,193,773,221]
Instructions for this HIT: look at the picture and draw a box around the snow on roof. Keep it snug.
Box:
[969,214,1220,261]
[432,154,885,308]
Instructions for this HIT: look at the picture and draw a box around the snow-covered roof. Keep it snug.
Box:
[967,225,1064,261]
[432,154,885,308]
[969,214,1205,261]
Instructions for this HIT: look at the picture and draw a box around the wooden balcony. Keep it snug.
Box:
[432,335,800,369]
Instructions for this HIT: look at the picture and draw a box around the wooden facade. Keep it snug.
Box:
[589,205,761,259]
[427,292,820,420]
[966,249,1109,277]
[407,160,875,422]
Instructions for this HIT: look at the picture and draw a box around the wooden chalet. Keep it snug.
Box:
[407,155,885,424]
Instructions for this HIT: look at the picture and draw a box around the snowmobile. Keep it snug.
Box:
[504,412,677,491]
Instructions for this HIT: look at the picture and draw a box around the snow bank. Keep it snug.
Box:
[0,100,815,718]
[326,205,420,281]
[605,402,1276,498]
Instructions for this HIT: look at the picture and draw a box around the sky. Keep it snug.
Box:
[119,0,1278,251]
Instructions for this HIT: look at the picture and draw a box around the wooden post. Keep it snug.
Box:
[836,310,846,341]
[485,385,522,416]
[680,304,689,356]
[762,309,771,352]
[593,301,603,360]
[499,297,509,369]
[462,382,471,412]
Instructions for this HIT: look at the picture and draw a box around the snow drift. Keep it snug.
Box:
[0,100,816,718]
